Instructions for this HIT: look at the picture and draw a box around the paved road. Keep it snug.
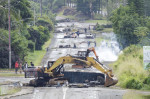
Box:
[8,19,127,99]
[0,77,33,84]
[10,87,126,99]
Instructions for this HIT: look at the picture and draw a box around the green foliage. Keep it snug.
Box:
[28,26,50,50]
[0,0,55,68]
[28,40,35,52]
[95,23,104,31]
[36,16,54,31]
[11,0,33,22]
[11,30,29,60]
[127,0,144,16]
[0,29,28,68]
[0,8,8,29]
[76,0,99,17]
[0,29,9,68]
[144,0,150,16]
[126,78,143,89]
[133,27,149,43]
[110,5,149,48]
[25,38,51,66]
[42,0,64,12]
[112,45,150,90]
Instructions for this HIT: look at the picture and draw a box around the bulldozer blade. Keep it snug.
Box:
[104,75,118,87]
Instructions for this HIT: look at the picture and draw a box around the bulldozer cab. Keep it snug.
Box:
[47,61,55,69]
[77,51,87,57]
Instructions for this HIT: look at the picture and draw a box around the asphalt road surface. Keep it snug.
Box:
[8,19,127,99]
[10,87,126,99]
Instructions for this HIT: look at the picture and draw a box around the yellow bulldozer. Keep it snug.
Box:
[24,47,118,87]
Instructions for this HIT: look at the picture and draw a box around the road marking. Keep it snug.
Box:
[63,87,68,99]
[32,89,39,99]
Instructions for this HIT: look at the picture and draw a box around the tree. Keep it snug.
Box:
[28,26,49,50]
[127,0,144,16]
[76,0,99,17]
[11,0,33,22]
[110,5,148,48]
[0,29,29,68]
[144,0,150,16]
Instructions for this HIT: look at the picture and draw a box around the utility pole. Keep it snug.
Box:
[8,0,11,69]
[64,0,66,6]
[40,0,42,16]
[32,0,35,26]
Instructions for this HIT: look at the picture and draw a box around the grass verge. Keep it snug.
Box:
[101,28,113,32]
[25,38,52,66]
[0,73,24,77]
[85,20,111,25]
[112,45,150,90]
[123,90,150,99]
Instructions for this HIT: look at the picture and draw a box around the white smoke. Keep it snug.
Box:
[90,33,121,62]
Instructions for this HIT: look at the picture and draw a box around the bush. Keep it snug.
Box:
[95,23,104,31]
[126,78,143,89]
[143,76,150,85]
[112,45,149,90]
[28,26,50,50]
[28,40,35,52]
[0,29,29,68]
[36,16,54,31]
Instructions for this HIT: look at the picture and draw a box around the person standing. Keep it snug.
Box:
[94,41,96,47]
[19,62,23,74]
[73,43,77,48]
[24,62,28,69]
[84,28,87,33]
[87,41,90,47]
[15,61,19,74]
[30,62,34,67]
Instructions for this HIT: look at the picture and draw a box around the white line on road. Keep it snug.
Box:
[63,87,68,99]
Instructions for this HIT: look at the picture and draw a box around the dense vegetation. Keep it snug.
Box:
[113,45,150,90]
[110,0,150,90]
[0,0,54,68]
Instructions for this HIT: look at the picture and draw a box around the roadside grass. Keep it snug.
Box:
[85,20,111,25]
[0,68,24,77]
[25,38,51,66]
[0,69,14,71]
[0,73,24,77]
[112,45,150,90]
[0,87,21,96]
[123,91,150,99]
[101,28,113,32]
